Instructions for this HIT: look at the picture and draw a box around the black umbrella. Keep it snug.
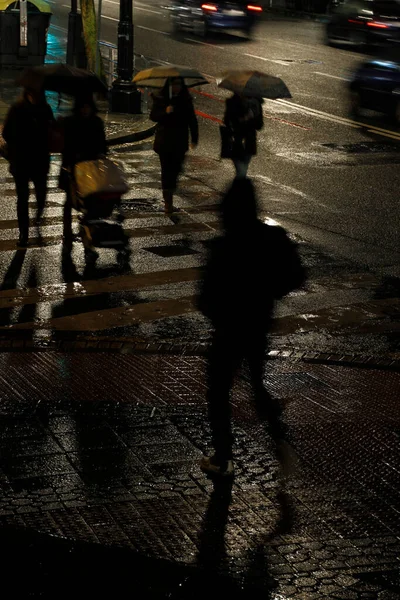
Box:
[15,64,108,97]
[217,70,291,99]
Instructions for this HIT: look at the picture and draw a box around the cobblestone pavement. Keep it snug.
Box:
[0,351,399,598]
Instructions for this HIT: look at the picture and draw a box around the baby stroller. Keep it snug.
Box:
[71,157,131,265]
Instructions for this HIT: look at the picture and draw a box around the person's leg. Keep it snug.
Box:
[247,326,283,422]
[160,153,184,215]
[32,169,48,231]
[159,153,173,215]
[63,187,73,250]
[242,155,251,178]
[205,329,242,468]
[14,173,30,245]
[233,156,251,179]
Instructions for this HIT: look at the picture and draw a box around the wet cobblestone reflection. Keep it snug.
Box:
[0,351,399,597]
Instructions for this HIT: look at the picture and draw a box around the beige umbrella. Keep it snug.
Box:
[217,70,291,99]
[133,65,209,89]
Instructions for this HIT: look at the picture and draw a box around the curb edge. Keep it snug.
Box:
[107,123,156,147]
[0,338,399,371]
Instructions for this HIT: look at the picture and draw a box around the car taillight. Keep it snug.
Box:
[367,21,388,28]
[247,4,263,11]
[201,3,218,11]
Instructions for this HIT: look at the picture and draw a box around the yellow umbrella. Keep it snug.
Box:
[133,65,208,89]
[0,0,52,12]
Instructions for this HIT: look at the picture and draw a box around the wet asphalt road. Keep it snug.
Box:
[0,3,399,354]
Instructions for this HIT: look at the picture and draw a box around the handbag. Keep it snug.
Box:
[74,158,129,198]
[219,125,233,159]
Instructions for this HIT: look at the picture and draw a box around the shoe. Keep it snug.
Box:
[17,236,28,248]
[200,454,234,477]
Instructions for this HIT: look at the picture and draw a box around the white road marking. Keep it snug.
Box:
[138,25,171,35]
[102,14,118,21]
[314,71,347,81]
[50,24,67,33]
[104,0,163,15]
[368,129,400,140]
[244,53,291,66]
[184,38,225,48]
[254,35,362,59]
[276,98,400,140]
[135,7,164,15]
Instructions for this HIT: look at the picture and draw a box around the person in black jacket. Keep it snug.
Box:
[223,93,263,179]
[3,88,54,247]
[59,94,107,250]
[150,77,198,216]
[198,178,305,477]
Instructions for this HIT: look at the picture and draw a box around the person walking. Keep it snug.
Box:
[2,88,55,247]
[223,93,263,179]
[197,178,306,477]
[59,94,107,251]
[150,77,198,216]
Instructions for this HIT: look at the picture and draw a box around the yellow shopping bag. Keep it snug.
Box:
[74,158,129,198]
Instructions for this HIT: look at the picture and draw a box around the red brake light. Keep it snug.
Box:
[247,4,262,10]
[201,3,218,11]
[367,21,388,28]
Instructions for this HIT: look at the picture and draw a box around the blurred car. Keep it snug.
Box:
[326,0,400,47]
[349,58,400,121]
[169,0,262,37]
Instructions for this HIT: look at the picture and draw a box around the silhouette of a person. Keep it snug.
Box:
[198,178,305,476]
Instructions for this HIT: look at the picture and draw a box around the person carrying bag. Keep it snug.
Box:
[221,93,263,178]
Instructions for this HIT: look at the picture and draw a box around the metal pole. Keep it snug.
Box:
[67,0,87,68]
[95,0,103,76]
[110,0,141,113]
[67,0,78,65]
[117,0,134,81]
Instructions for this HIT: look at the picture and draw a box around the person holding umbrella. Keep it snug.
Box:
[223,92,263,179]
[2,87,54,247]
[150,77,199,216]
[133,66,207,217]
[218,70,291,179]
[11,64,109,250]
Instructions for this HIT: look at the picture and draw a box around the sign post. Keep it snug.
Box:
[20,0,28,47]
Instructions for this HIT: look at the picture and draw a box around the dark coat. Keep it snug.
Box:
[198,221,305,330]
[2,98,54,174]
[223,95,263,158]
[150,88,198,156]
[61,114,107,169]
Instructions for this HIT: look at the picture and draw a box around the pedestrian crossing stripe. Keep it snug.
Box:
[0,267,202,310]
[0,149,398,340]
[0,295,399,334]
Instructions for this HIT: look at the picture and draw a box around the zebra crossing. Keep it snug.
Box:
[0,142,227,341]
[0,142,398,350]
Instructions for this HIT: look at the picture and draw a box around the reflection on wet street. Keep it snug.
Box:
[0,352,399,597]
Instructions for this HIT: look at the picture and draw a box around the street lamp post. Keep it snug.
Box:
[66,0,87,68]
[110,0,141,113]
